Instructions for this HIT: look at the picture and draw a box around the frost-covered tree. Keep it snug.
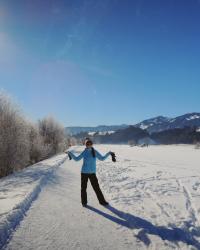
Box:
[38,116,65,156]
[0,93,30,177]
[0,91,69,178]
[28,123,47,163]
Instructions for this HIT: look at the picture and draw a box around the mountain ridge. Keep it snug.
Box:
[135,112,200,133]
[66,112,200,135]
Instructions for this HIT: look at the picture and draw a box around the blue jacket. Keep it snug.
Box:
[68,148,110,173]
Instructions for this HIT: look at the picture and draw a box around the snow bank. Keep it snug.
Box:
[0,154,67,249]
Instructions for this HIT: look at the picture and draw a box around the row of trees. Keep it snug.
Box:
[0,92,68,178]
[151,127,200,145]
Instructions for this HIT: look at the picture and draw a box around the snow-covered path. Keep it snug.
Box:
[3,145,200,250]
[3,152,136,250]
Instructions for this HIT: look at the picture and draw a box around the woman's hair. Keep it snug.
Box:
[91,147,96,158]
[85,139,96,158]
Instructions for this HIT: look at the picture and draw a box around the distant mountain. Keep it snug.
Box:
[88,125,200,145]
[65,125,128,136]
[135,116,170,131]
[72,123,200,145]
[135,113,200,133]
[162,113,200,131]
[66,113,200,145]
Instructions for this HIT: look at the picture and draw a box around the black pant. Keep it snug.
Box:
[81,173,106,205]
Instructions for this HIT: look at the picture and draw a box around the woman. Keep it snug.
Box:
[66,139,114,207]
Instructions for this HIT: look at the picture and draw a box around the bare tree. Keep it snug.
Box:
[28,123,45,163]
[0,93,30,177]
[0,92,69,178]
[38,116,65,156]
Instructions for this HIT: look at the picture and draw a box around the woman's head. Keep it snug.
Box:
[85,139,93,148]
[85,139,95,157]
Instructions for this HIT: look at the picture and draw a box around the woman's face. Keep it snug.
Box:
[86,142,92,148]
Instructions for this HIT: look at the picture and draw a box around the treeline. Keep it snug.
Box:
[0,92,68,178]
[151,127,200,144]
[74,126,149,144]
[95,126,148,144]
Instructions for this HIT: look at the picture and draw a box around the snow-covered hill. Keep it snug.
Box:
[65,125,128,136]
[88,131,115,136]
[135,113,200,133]
[66,113,200,137]
[135,116,170,131]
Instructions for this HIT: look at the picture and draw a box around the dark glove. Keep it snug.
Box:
[68,153,72,160]
[110,152,116,162]
[65,151,72,160]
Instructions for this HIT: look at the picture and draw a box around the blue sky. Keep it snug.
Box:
[0,0,200,126]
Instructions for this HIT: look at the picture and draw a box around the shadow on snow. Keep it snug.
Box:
[86,205,200,248]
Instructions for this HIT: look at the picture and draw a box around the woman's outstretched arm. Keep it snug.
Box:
[68,151,84,161]
[95,150,111,161]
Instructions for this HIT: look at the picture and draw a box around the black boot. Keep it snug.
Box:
[99,201,109,206]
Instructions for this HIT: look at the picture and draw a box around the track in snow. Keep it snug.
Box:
[3,159,139,250]
[3,145,200,250]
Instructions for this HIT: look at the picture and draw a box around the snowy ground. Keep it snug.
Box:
[0,154,67,249]
[97,145,200,249]
[1,145,200,249]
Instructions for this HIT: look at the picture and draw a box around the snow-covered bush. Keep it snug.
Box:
[0,92,69,178]
[38,116,66,156]
[0,93,30,177]
[28,123,45,163]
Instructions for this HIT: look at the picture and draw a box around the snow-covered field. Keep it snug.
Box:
[1,144,200,249]
[97,144,200,249]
